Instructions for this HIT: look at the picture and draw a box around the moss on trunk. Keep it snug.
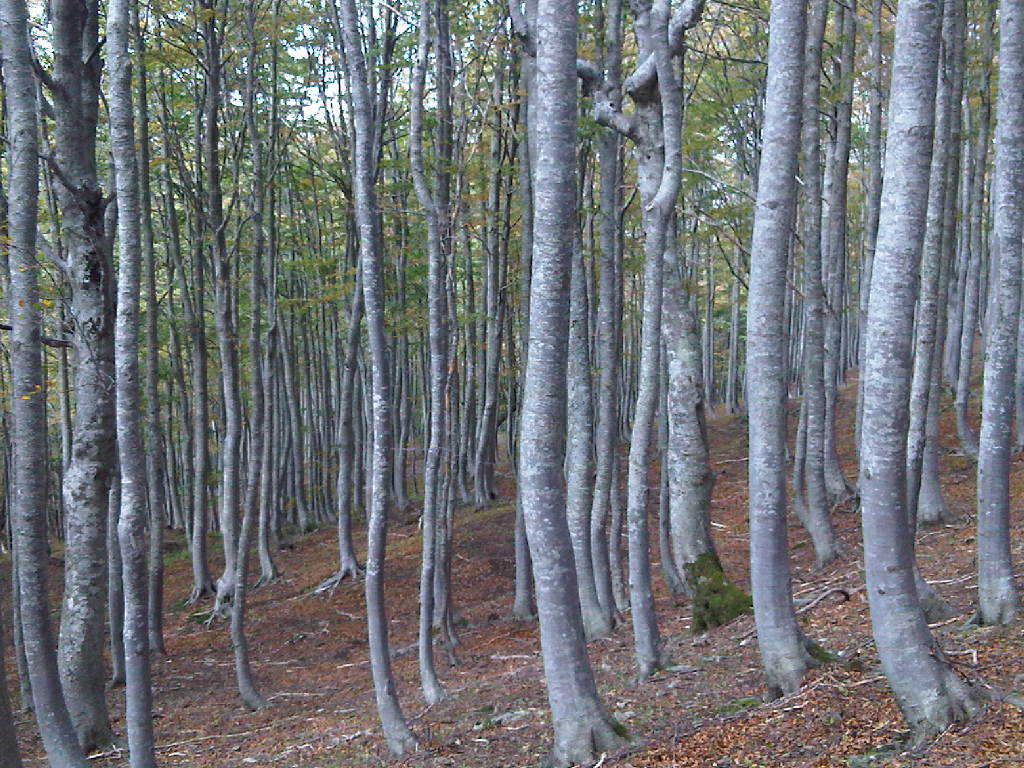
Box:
[686,552,752,633]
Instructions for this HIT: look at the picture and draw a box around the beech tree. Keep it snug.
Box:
[517,0,626,759]
[107,0,158,759]
[859,0,979,739]
[975,0,1023,627]
[2,0,89,759]
[335,0,417,751]
[746,0,824,697]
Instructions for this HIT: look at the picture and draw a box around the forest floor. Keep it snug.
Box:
[7,379,1024,768]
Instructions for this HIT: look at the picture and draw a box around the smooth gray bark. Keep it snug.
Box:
[857,0,884,452]
[747,0,819,697]
[567,232,611,639]
[108,0,158,758]
[410,0,448,702]
[134,3,167,656]
[2,0,89,759]
[954,3,993,461]
[50,0,116,745]
[859,0,979,739]
[589,0,623,629]
[520,1,626,760]
[975,0,1023,626]
[336,0,417,752]
[795,0,839,569]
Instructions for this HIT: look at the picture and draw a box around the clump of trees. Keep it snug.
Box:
[0,0,1021,763]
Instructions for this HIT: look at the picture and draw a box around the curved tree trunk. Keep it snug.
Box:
[519,1,626,760]
[859,0,979,740]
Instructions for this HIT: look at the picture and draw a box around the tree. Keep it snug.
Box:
[409,0,449,703]
[47,0,117,745]
[793,0,840,569]
[747,0,822,697]
[107,0,158,759]
[2,0,89,758]
[975,0,1023,626]
[859,0,979,739]
[517,0,627,761]
[335,0,417,752]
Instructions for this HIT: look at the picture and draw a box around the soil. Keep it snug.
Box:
[6,379,1024,767]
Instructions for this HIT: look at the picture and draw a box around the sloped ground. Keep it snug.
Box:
[7,380,1024,767]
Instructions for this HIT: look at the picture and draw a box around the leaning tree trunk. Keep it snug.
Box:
[859,0,979,740]
[975,0,1023,627]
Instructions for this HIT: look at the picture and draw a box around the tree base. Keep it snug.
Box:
[686,552,753,633]
[551,714,627,768]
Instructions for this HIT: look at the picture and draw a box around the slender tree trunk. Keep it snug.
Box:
[410,0,448,702]
[133,4,167,657]
[2,0,89,758]
[108,0,158,758]
[747,0,821,697]
[336,0,417,751]
[567,232,610,638]
[795,0,839,569]
[954,3,994,461]
[590,0,623,628]
[975,0,1023,626]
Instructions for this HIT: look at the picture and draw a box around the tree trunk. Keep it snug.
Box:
[410,0,448,702]
[795,0,840,569]
[108,0,159,757]
[520,1,626,761]
[2,0,90,758]
[133,2,167,657]
[975,0,1023,626]
[859,0,979,740]
[747,0,821,697]
[335,0,417,752]
[50,0,116,746]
